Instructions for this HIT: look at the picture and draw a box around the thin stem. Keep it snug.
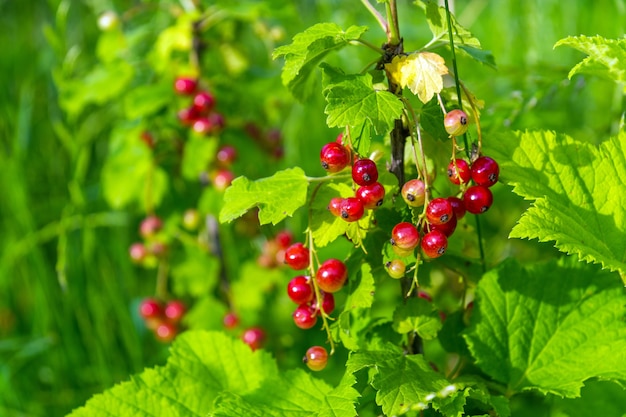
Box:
[385,0,401,45]
[361,0,388,33]
[351,39,385,55]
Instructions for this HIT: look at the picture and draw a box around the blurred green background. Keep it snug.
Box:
[1,0,624,416]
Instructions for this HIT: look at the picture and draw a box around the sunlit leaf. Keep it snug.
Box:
[385,52,448,103]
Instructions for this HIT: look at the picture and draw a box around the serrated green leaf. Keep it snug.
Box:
[346,263,376,309]
[419,98,448,141]
[554,35,626,85]
[318,371,360,417]
[124,82,174,120]
[219,168,308,225]
[464,258,626,398]
[392,297,442,340]
[321,64,404,135]
[273,23,368,101]
[488,130,626,279]
[68,331,278,416]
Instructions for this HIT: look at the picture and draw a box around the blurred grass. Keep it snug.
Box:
[0,0,624,416]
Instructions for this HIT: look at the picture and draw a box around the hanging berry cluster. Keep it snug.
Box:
[138,298,187,343]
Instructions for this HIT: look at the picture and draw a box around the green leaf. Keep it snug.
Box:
[321,64,404,136]
[464,258,626,397]
[348,348,466,416]
[392,297,442,340]
[552,380,626,417]
[124,82,174,120]
[554,35,626,85]
[68,331,278,417]
[345,263,376,309]
[171,246,219,298]
[182,136,220,181]
[219,168,309,225]
[488,130,626,280]
[273,23,368,101]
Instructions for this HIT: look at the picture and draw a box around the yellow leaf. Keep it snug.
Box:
[385,52,449,103]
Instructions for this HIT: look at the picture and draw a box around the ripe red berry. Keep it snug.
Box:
[139,215,163,238]
[174,77,198,95]
[352,158,378,186]
[315,259,348,293]
[139,298,163,320]
[471,156,499,187]
[192,91,216,114]
[401,179,426,207]
[287,276,314,304]
[207,112,226,131]
[241,327,265,351]
[320,142,350,173]
[447,159,471,185]
[216,145,237,166]
[463,185,493,214]
[192,117,213,135]
[303,346,328,371]
[426,198,454,225]
[356,182,385,209]
[447,197,466,220]
[385,259,406,279]
[223,312,239,329]
[164,300,186,323]
[275,230,293,249]
[339,197,364,222]
[212,169,235,191]
[421,230,448,258]
[425,213,458,237]
[293,304,318,329]
[444,109,469,136]
[390,222,420,251]
[327,197,343,217]
[312,290,335,315]
[155,322,178,343]
[129,242,148,263]
[284,243,310,270]
[177,106,200,126]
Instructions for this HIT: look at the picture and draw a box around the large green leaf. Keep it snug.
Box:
[554,35,626,86]
[273,23,368,100]
[392,297,442,340]
[219,168,309,225]
[464,258,626,398]
[489,130,626,283]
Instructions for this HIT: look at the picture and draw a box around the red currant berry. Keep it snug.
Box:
[471,156,499,187]
[293,304,318,329]
[287,276,314,304]
[223,312,239,329]
[216,145,237,166]
[386,259,406,279]
[418,290,433,302]
[444,109,469,136]
[447,197,466,220]
[275,230,293,249]
[177,106,200,126]
[192,91,216,113]
[447,159,471,185]
[139,298,163,320]
[339,197,364,222]
[207,112,226,131]
[241,327,265,351]
[320,142,350,173]
[356,182,385,210]
[421,230,448,258]
[312,291,335,315]
[401,179,426,207]
[129,242,148,263]
[463,185,493,214]
[352,158,378,186]
[155,322,178,343]
[192,117,213,135]
[212,169,235,191]
[327,197,343,217]
[284,243,310,270]
[303,346,328,371]
[390,222,420,251]
[426,198,454,225]
[164,300,186,323]
[425,213,458,237]
[335,132,344,144]
[139,215,163,238]
[315,259,348,293]
[174,77,198,95]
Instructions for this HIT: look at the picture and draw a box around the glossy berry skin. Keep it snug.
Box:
[356,182,385,209]
[287,276,314,305]
[284,243,310,270]
[316,259,348,293]
[304,346,328,371]
[223,312,239,329]
[471,156,499,187]
[463,185,493,214]
[139,298,163,320]
[447,197,466,220]
[444,109,469,136]
[312,291,335,315]
[293,304,318,329]
[447,159,471,185]
[339,197,364,222]
[390,222,420,250]
[140,215,163,238]
[174,77,198,95]
[386,259,406,279]
[421,230,448,258]
[401,179,426,207]
[192,91,216,113]
[425,213,458,237]
[426,198,454,225]
[164,300,186,323]
[352,158,378,186]
[320,142,350,173]
[241,327,265,351]
[155,322,178,343]
[327,197,343,217]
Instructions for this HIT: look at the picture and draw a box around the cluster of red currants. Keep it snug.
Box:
[256,229,295,269]
[138,298,187,343]
[320,134,386,221]
[128,215,168,267]
[174,76,225,136]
